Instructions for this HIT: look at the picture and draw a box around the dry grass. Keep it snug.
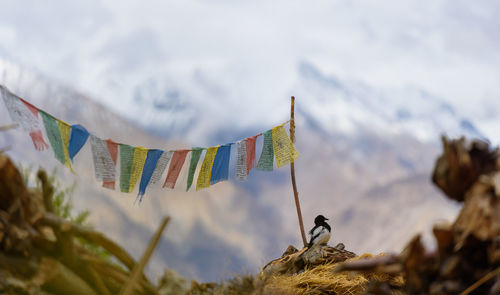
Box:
[262,254,404,295]
[188,254,405,295]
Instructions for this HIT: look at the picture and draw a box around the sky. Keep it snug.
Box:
[1,0,500,142]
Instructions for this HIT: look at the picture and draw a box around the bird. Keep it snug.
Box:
[307,215,331,248]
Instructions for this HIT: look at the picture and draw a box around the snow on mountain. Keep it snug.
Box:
[295,61,486,142]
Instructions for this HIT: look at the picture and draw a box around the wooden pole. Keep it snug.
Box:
[290,96,307,248]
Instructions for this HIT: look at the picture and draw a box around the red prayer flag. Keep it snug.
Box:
[102,139,119,190]
[29,130,49,151]
[163,150,189,189]
[20,98,39,117]
[20,98,49,151]
[245,135,258,174]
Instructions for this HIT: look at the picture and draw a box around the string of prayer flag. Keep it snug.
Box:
[40,111,66,165]
[68,124,89,161]
[128,147,148,193]
[272,124,300,168]
[211,144,231,185]
[1,85,302,197]
[257,130,274,171]
[163,150,189,189]
[235,140,247,181]
[196,146,219,191]
[119,144,135,193]
[102,139,119,189]
[138,149,163,199]
[186,148,203,191]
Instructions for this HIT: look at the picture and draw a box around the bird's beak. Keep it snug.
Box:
[325,218,329,220]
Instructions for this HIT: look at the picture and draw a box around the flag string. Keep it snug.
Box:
[1,84,299,195]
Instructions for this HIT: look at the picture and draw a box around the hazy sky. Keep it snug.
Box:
[1,0,500,142]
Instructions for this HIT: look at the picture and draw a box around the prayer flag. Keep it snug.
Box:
[235,140,247,181]
[211,144,231,185]
[68,124,89,161]
[186,148,203,191]
[257,130,274,171]
[40,111,66,165]
[163,150,189,189]
[272,125,300,168]
[150,151,172,185]
[119,144,134,193]
[0,86,303,197]
[19,99,49,151]
[57,121,73,171]
[28,130,48,151]
[196,146,218,191]
[128,147,148,193]
[1,88,48,150]
[2,88,39,132]
[246,135,258,174]
[20,99,39,117]
[137,149,163,199]
[89,135,115,182]
[102,139,119,190]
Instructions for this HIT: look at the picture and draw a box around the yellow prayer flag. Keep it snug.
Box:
[272,125,300,168]
[196,146,219,191]
[57,120,73,172]
[128,147,148,193]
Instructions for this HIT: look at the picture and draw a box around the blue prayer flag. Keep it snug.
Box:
[68,124,89,161]
[210,144,231,185]
[138,149,164,201]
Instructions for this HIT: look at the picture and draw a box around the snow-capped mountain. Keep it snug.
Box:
[0,57,464,282]
[92,58,486,151]
[295,61,486,142]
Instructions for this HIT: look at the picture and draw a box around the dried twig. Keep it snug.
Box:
[460,266,500,295]
[119,217,169,295]
[0,124,18,132]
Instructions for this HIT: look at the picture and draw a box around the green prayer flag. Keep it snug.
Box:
[257,129,274,171]
[119,144,135,193]
[187,148,203,191]
[40,111,65,165]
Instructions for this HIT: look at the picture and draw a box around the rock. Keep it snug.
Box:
[281,245,298,257]
[261,243,356,278]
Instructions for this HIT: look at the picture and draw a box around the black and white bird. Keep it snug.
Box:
[307,215,331,248]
